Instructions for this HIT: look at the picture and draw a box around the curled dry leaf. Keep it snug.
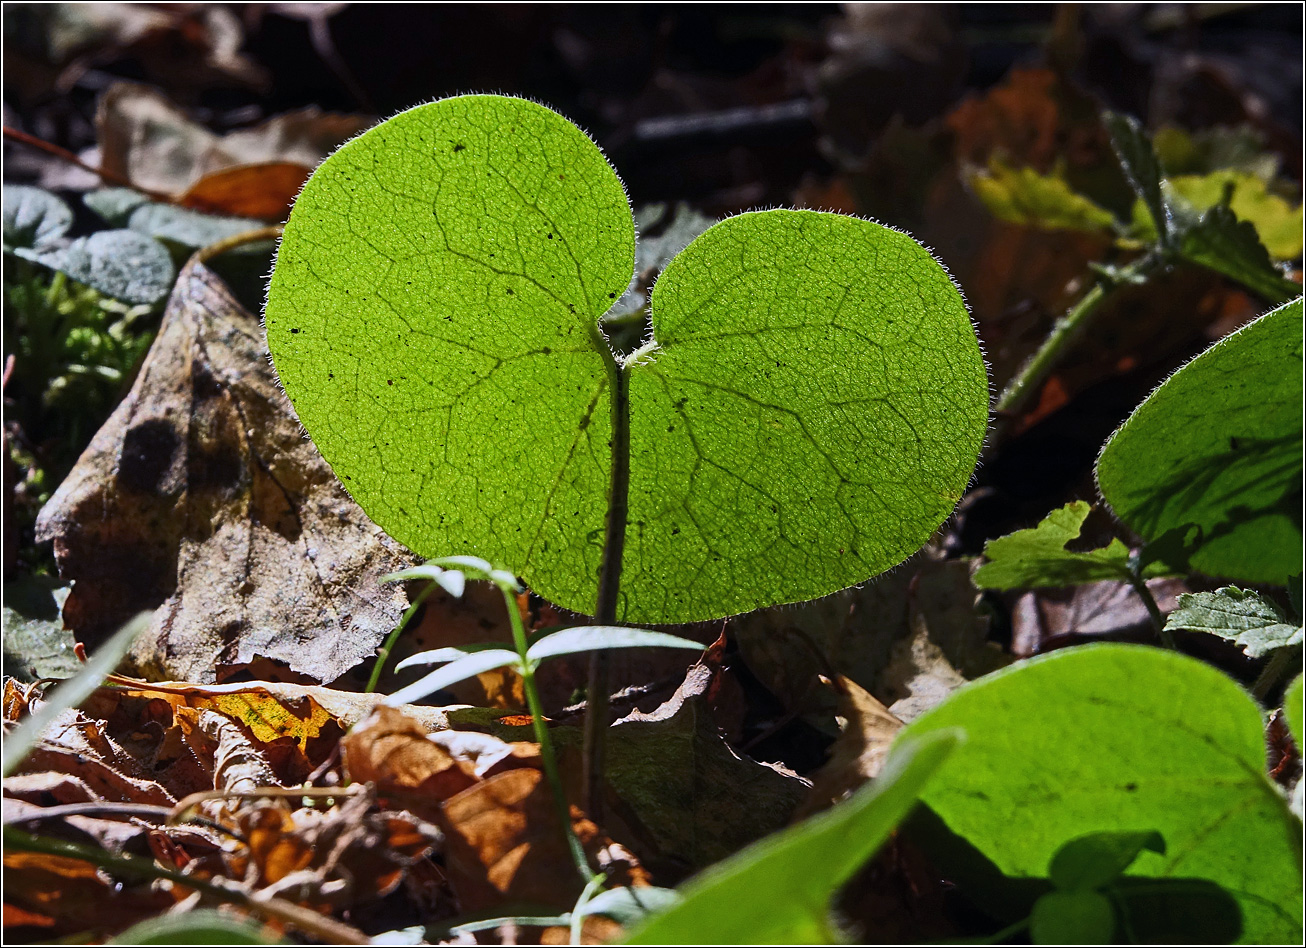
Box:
[341,705,478,819]
[600,651,811,871]
[1,851,178,938]
[439,766,648,913]
[35,259,412,683]
[96,82,372,215]
[792,675,905,822]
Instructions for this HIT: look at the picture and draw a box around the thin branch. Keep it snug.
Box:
[2,126,175,203]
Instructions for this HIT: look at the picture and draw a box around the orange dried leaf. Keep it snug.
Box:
[180,161,311,220]
[342,706,477,814]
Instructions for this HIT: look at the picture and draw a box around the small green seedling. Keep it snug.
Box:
[265,94,989,626]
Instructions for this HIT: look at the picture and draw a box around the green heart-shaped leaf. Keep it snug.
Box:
[267,94,988,622]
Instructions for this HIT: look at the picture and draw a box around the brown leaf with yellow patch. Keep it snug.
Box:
[35,258,412,683]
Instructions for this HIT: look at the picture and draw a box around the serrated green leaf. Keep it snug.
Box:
[622,729,962,945]
[1152,124,1279,181]
[266,94,989,623]
[973,501,1136,590]
[13,229,175,304]
[1180,204,1301,304]
[1097,299,1303,585]
[967,158,1117,233]
[2,184,73,249]
[1165,587,1302,658]
[896,644,1302,943]
[525,625,702,663]
[1128,172,1303,261]
[1048,830,1165,891]
[1030,889,1116,945]
[1104,112,1169,249]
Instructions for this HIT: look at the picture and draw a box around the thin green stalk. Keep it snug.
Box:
[994,256,1158,432]
[569,872,608,945]
[1252,645,1301,702]
[584,338,632,819]
[1126,563,1174,649]
[500,583,593,884]
[365,581,438,693]
[3,826,369,944]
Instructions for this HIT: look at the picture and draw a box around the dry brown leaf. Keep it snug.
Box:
[599,654,810,871]
[342,706,478,818]
[439,766,647,913]
[180,161,312,220]
[97,82,371,197]
[793,676,904,821]
[1,850,177,938]
[35,259,412,683]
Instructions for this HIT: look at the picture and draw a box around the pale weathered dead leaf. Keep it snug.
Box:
[877,560,1009,722]
[792,675,904,821]
[97,82,371,198]
[35,259,412,683]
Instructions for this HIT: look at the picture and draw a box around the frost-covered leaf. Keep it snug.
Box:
[2,184,73,249]
[267,94,989,623]
[1097,300,1303,585]
[84,187,150,226]
[15,230,174,304]
[974,501,1135,590]
[1164,587,1302,658]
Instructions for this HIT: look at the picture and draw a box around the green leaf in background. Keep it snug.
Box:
[1152,124,1281,182]
[966,158,1117,233]
[1289,674,1305,822]
[109,909,281,944]
[1287,674,1304,751]
[3,612,149,777]
[2,184,73,250]
[1179,204,1301,304]
[1165,172,1301,259]
[1104,111,1170,249]
[2,578,78,681]
[896,644,1303,943]
[622,729,962,945]
[1165,587,1303,657]
[1097,299,1303,586]
[14,229,175,304]
[973,501,1138,590]
[266,94,989,623]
